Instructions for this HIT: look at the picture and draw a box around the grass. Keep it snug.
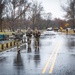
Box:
[61,29,75,34]
[0,31,14,35]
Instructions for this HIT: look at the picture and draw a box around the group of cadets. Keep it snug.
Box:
[26,27,41,48]
[13,27,41,51]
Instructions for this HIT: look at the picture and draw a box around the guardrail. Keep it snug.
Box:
[0,40,16,51]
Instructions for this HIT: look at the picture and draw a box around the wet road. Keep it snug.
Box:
[0,32,75,75]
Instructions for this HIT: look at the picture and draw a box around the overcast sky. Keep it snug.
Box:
[32,0,67,19]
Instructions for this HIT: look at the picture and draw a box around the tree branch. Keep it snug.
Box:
[14,3,30,20]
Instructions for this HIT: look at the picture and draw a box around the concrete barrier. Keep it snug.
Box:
[0,40,16,51]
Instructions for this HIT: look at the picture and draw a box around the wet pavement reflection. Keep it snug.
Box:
[27,47,32,53]
[65,34,75,48]
[34,48,40,67]
[14,52,23,67]
[13,52,24,75]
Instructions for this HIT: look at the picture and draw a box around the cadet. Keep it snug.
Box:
[26,27,32,48]
[33,28,41,48]
[12,29,24,52]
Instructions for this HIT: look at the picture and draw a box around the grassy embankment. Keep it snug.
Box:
[61,29,75,34]
[0,31,14,35]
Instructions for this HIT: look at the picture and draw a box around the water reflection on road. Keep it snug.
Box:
[65,34,75,48]
[34,48,40,68]
[13,52,24,75]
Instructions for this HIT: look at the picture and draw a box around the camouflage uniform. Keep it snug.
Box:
[33,28,41,47]
[26,28,32,48]
[13,29,24,52]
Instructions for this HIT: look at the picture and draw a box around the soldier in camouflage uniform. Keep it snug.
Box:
[12,29,24,52]
[33,28,41,48]
[26,27,32,48]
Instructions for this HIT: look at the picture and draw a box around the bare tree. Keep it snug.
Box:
[43,13,52,28]
[0,0,5,31]
[62,0,75,29]
[2,0,30,31]
[28,1,43,29]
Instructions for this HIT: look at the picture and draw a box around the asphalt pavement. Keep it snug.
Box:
[0,32,75,75]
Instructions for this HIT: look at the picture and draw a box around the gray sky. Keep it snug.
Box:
[32,0,67,19]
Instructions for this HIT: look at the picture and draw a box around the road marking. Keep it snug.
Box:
[42,42,60,74]
[49,43,61,74]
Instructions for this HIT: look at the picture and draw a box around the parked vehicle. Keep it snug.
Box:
[47,27,53,31]
[54,27,59,32]
[0,34,9,41]
[43,30,58,35]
